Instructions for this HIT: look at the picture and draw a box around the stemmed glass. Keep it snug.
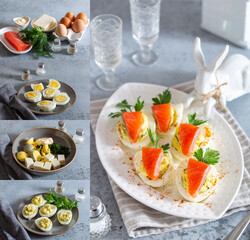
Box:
[91,14,123,91]
[130,0,161,66]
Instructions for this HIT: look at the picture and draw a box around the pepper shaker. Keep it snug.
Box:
[54,181,65,194]
[21,69,32,81]
[67,43,78,54]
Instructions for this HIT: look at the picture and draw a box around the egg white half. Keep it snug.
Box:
[53,92,70,106]
[37,101,57,111]
[57,209,73,225]
[43,88,60,99]
[47,79,61,89]
[24,91,42,103]
[22,204,38,220]
[39,204,57,218]
[31,195,46,207]
[35,217,53,232]
[31,83,44,92]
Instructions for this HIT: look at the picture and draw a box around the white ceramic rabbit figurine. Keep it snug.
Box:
[185,37,250,116]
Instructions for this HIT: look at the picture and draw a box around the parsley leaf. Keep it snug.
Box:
[134,97,144,111]
[188,113,207,126]
[194,148,220,165]
[147,128,169,153]
[49,144,70,158]
[152,89,172,105]
[116,100,132,111]
[161,143,170,154]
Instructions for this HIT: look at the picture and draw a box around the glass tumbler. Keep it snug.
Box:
[130,0,161,66]
[91,14,122,91]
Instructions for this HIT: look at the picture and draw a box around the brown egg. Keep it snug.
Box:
[75,12,88,25]
[55,24,68,37]
[65,12,75,22]
[72,19,85,33]
[60,17,71,29]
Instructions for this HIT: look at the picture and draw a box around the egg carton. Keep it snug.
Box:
[53,20,89,43]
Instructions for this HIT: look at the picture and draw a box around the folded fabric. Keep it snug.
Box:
[0,133,32,180]
[90,81,250,238]
[0,192,31,240]
[0,84,37,120]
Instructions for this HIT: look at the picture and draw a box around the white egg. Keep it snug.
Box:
[37,101,57,111]
[31,195,46,207]
[35,217,53,232]
[47,79,61,89]
[22,204,38,220]
[57,209,73,225]
[53,92,70,106]
[31,83,44,92]
[39,204,57,218]
[133,150,173,187]
[117,110,156,150]
[23,144,34,153]
[176,159,218,202]
[24,91,42,103]
[43,88,60,99]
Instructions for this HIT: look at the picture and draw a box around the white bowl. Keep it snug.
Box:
[13,16,30,30]
[31,17,57,33]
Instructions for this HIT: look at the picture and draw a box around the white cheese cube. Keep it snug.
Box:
[58,155,65,165]
[51,158,60,170]
[44,153,54,162]
[25,158,34,169]
[42,162,52,171]
[33,161,44,170]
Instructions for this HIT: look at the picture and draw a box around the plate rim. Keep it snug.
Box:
[95,82,244,219]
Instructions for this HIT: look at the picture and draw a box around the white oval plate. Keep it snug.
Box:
[0,27,32,54]
[95,82,244,220]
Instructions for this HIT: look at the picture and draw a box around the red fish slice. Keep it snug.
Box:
[152,103,171,133]
[122,111,143,143]
[4,31,30,52]
[179,123,200,156]
[187,158,211,197]
[142,147,163,180]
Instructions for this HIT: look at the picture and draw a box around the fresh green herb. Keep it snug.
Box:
[109,97,144,118]
[148,128,170,153]
[152,89,171,105]
[175,135,179,142]
[49,143,70,157]
[188,113,207,126]
[20,27,56,59]
[45,189,79,211]
[194,148,220,165]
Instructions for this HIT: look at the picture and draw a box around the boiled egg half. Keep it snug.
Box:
[39,204,57,218]
[35,217,52,232]
[24,91,42,103]
[57,209,73,225]
[31,195,46,207]
[43,88,60,99]
[37,100,57,111]
[53,92,70,106]
[31,83,44,92]
[47,79,61,89]
[22,204,38,220]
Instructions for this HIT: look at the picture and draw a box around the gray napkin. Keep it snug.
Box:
[0,134,32,180]
[0,84,37,120]
[0,192,31,240]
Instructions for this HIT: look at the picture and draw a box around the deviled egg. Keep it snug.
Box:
[22,204,38,220]
[31,83,44,92]
[39,204,57,218]
[37,100,57,111]
[43,88,60,99]
[47,79,61,89]
[35,217,52,232]
[53,92,70,106]
[24,91,42,103]
[57,209,73,225]
[31,195,46,207]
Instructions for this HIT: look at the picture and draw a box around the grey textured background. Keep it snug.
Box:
[0,180,89,240]
[0,120,90,180]
[0,0,90,60]
[90,0,250,239]
[0,59,89,120]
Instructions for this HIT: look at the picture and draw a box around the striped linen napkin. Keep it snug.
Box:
[90,81,250,238]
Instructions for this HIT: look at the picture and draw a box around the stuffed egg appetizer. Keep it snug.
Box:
[35,217,52,232]
[31,83,44,92]
[133,129,172,187]
[22,204,38,220]
[24,91,42,103]
[37,100,57,111]
[152,89,183,136]
[176,148,219,202]
[53,92,70,106]
[39,204,57,218]
[171,113,212,161]
[57,210,73,225]
[47,79,61,89]
[31,195,46,207]
[43,88,60,99]
[109,97,155,150]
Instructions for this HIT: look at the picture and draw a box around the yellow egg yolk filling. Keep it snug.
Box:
[40,204,52,214]
[24,205,36,215]
[32,196,43,205]
[58,212,71,222]
[39,218,51,229]
[54,95,66,102]
[26,92,37,98]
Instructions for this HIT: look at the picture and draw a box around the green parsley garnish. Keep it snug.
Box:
[49,144,70,158]
[152,89,171,105]
[188,113,207,126]
[148,128,170,154]
[194,148,220,165]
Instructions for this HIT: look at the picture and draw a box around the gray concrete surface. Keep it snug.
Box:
[0,120,89,180]
[0,180,89,240]
[0,0,90,60]
[0,59,89,120]
[90,0,250,239]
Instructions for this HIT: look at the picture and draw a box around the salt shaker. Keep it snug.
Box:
[36,62,46,76]
[21,69,31,81]
[54,181,65,194]
[75,188,86,202]
[57,120,67,132]
[73,128,85,144]
[52,38,62,52]
[90,196,111,239]
[67,43,78,55]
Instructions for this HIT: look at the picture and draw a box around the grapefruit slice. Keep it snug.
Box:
[152,103,171,133]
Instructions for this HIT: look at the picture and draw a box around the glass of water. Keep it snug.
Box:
[130,0,161,66]
[91,14,122,91]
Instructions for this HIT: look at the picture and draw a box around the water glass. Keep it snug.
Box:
[130,0,161,66]
[91,14,122,91]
